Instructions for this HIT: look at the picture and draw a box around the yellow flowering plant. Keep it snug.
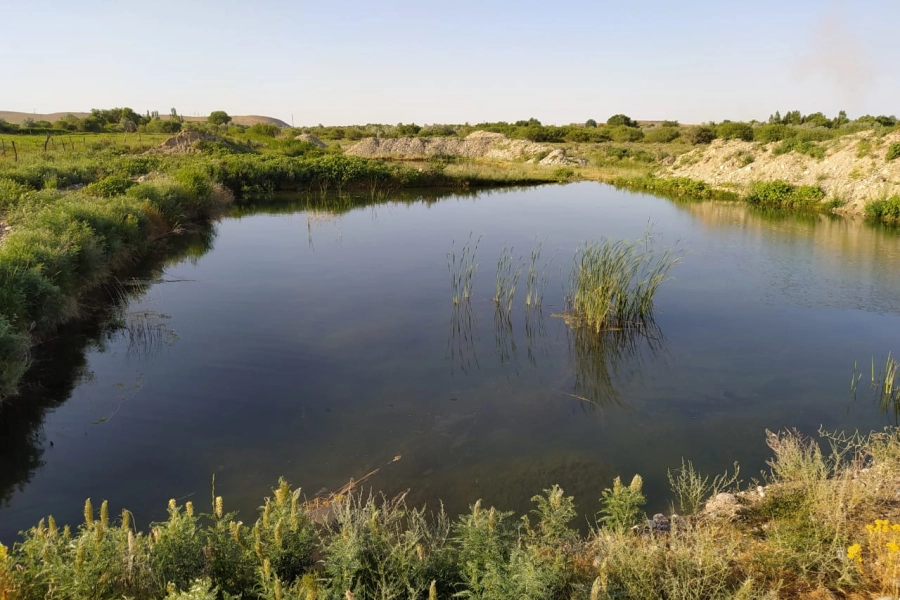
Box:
[849,519,900,595]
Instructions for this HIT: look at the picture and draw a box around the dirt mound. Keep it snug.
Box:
[666,131,900,214]
[144,130,225,155]
[346,130,585,165]
[295,133,326,148]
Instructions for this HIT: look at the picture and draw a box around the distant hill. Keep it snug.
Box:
[0,111,289,128]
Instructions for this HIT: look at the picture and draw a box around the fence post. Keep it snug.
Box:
[12,140,17,162]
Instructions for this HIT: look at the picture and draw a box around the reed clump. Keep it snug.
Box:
[447,235,480,305]
[565,236,680,332]
[493,246,521,314]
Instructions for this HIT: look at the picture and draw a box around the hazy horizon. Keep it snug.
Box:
[4,0,898,126]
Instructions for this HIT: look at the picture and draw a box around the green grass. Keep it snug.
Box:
[886,143,900,162]
[772,139,826,159]
[4,427,900,599]
[564,235,681,332]
[610,175,739,202]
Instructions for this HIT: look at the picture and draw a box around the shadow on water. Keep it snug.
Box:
[0,228,217,508]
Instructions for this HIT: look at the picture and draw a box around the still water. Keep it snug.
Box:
[2,182,900,540]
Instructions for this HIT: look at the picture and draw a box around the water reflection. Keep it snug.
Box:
[565,324,664,410]
[0,229,216,507]
[447,302,479,376]
[676,201,900,314]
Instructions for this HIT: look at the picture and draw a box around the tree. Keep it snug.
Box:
[585,118,598,128]
[208,111,232,130]
[606,114,638,128]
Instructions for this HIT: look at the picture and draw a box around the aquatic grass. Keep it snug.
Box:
[564,235,680,333]
[852,354,900,423]
[447,235,480,305]
[524,239,550,311]
[493,246,521,314]
[609,175,738,202]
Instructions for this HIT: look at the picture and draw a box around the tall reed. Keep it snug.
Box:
[565,236,680,332]
[524,240,550,311]
[447,235,481,305]
[493,246,521,314]
[851,353,900,423]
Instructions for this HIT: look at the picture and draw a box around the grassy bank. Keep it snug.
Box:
[2,427,900,599]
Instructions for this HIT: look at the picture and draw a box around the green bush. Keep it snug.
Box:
[683,125,716,144]
[773,139,826,159]
[864,195,900,221]
[715,121,753,141]
[642,126,680,143]
[599,475,646,532]
[609,126,644,143]
[0,315,30,398]
[754,124,797,143]
[247,123,281,137]
[745,180,825,209]
[886,143,900,162]
[0,177,30,211]
[86,175,135,198]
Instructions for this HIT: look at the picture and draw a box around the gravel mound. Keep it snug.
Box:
[346,131,585,165]
[145,130,225,155]
[295,134,327,148]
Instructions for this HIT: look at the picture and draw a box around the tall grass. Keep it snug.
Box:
[492,246,521,314]
[852,354,900,423]
[565,236,680,332]
[447,235,480,305]
[524,240,550,311]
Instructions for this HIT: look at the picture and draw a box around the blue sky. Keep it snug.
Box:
[3,0,897,125]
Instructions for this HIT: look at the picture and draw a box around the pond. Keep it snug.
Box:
[2,182,900,541]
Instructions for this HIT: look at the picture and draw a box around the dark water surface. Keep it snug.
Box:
[2,182,900,540]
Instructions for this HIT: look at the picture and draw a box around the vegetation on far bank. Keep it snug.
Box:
[3,427,900,599]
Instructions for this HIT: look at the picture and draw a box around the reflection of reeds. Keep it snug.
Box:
[447,302,479,376]
[564,236,680,332]
[493,246,521,314]
[851,353,900,423]
[566,324,663,409]
[448,235,481,305]
[493,309,517,368]
[106,279,178,359]
[524,310,548,370]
